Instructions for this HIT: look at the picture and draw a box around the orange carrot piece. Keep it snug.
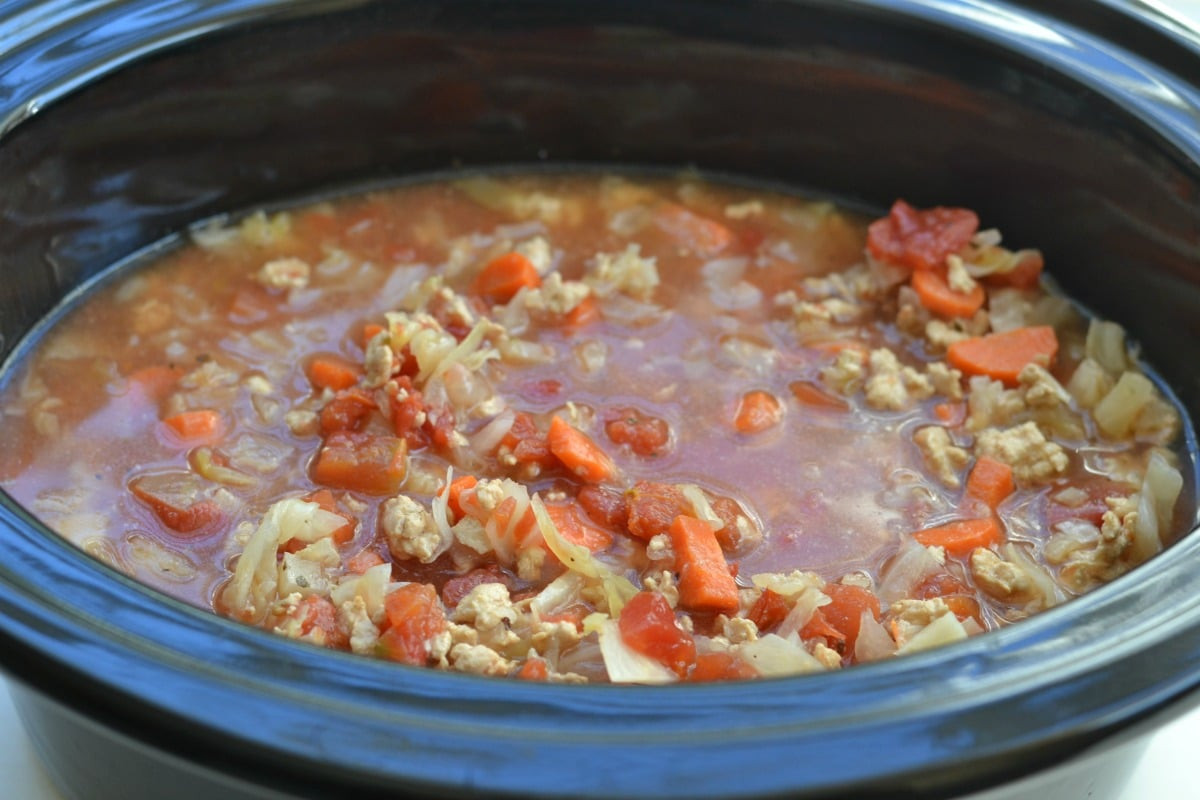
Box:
[654,202,734,256]
[668,515,739,613]
[912,517,1004,557]
[311,432,407,495]
[947,325,1058,386]
[789,380,848,411]
[547,416,616,483]
[161,409,224,446]
[965,456,1015,511]
[472,251,541,304]
[562,295,601,330]
[733,390,783,434]
[516,656,550,681]
[445,475,478,522]
[361,323,386,347]
[545,502,614,552]
[911,269,985,318]
[307,356,361,392]
[809,339,869,357]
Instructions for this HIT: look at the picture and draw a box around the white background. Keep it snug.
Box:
[3,0,1200,797]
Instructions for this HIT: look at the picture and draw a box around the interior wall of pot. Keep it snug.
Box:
[1,0,1198,420]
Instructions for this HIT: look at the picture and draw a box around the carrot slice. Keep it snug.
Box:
[361,323,386,347]
[911,269,985,318]
[733,390,783,434]
[307,356,360,392]
[445,475,478,522]
[965,456,1015,511]
[668,515,739,613]
[912,517,1004,557]
[789,380,848,411]
[562,295,601,330]
[516,656,550,681]
[946,325,1058,386]
[547,416,616,483]
[161,409,224,446]
[472,251,540,304]
[311,432,407,495]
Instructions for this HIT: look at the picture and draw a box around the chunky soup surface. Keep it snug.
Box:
[0,174,1188,683]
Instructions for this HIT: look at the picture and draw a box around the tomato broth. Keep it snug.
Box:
[0,173,1189,683]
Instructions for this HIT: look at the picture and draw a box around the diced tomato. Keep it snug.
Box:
[577,485,629,531]
[914,573,983,625]
[618,591,696,677]
[544,502,614,552]
[800,607,846,649]
[625,481,689,541]
[686,651,758,682]
[344,548,387,575]
[290,595,349,650]
[441,564,513,607]
[499,411,555,468]
[605,406,672,457]
[747,588,790,632]
[319,387,378,435]
[129,472,223,535]
[311,431,407,495]
[377,583,446,666]
[818,583,881,653]
[866,199,979,272]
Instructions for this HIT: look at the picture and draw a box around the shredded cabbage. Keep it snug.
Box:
[330,563,394,624]
[531,495,637,615]
[223,497,345,620]
[737,634,823,677]
[895,612,968,655]
[680,484,724,531]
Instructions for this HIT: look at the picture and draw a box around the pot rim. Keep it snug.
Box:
[1,1,1199,797]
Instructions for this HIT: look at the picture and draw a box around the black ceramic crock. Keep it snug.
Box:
[1,1,1199,798]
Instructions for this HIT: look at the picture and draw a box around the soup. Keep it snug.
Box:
[0,173,1188,683]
